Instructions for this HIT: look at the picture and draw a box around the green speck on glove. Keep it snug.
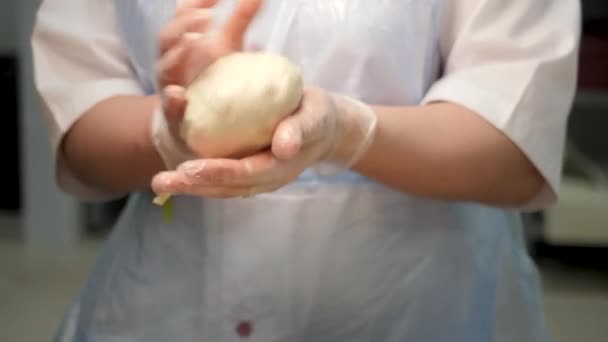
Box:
[162,198,174,223]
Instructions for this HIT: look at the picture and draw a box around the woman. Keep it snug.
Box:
[32,0,580,341]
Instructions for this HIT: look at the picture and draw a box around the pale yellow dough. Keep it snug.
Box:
[181,52,304,159]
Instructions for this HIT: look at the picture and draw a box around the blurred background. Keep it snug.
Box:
[1,0,607,341]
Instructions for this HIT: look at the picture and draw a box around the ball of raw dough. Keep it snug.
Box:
[181,52,304,159]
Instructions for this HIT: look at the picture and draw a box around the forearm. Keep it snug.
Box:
[62,95,166,197]
[352,102,544,206]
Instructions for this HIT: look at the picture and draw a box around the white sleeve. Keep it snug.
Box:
[422,0,581,211]
[32,0,144,201]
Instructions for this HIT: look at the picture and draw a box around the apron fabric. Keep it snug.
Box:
[54,1,551,341]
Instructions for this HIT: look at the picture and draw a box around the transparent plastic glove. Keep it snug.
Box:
[151,0,263,206]
[153,0,264,169]
[151,86,198,172]
[150,87,378,199]
[156,0,263,88]
[150,87,198,207]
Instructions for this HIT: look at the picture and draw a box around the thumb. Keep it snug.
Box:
[162,85,188,131]
[272,115,304,161]
[272,89,335,160]
[222,0,263,48]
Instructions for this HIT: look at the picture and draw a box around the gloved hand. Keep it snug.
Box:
[151,87,378,198]
[151,0,262,170]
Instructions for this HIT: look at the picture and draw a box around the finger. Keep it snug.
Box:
[179,151,307,188]
[294,88,336,146]
[152,170,258,198]
[157,41,188,86]
[152,170,193,195]
[176,0,219,17]
[271,90,332,160]
[153,169,283,198]
[159,9,213,55]
[178,32,221,84]
[222,0,263,49]
[152,152,303,197]
[157,33,209,86]
[172,153,278,186]
[162,85,187,126]
[178,185,260,198]
[272,116,303,160]
[179,158,260,184]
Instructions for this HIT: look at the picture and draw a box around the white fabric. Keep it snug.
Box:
[421,0,581,210]
[33,1,580,342]
[32,0,144,201]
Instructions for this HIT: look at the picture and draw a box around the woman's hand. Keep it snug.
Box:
[152,0,263,170]
[151,87,378,198]
[157,0,262,91]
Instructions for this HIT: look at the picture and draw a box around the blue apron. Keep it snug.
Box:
[54,1,551,341]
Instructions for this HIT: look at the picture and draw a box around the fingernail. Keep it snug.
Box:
[162,175,175,187]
